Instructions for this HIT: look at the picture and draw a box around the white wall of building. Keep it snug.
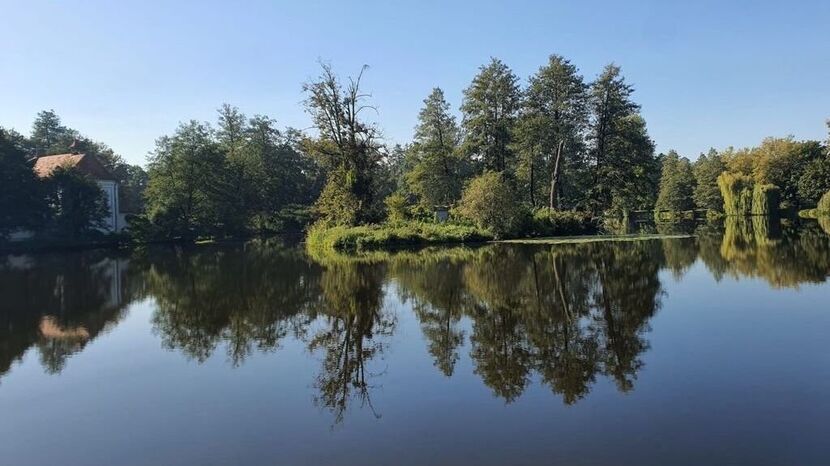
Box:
[96,180,121,232]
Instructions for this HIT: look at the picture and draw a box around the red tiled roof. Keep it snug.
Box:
[33,153,116,181]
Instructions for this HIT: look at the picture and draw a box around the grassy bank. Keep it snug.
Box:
[306,221,492,252]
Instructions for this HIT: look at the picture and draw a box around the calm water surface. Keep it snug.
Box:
[1,220,830,465]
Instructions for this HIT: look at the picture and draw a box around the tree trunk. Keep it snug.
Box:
[550,140,565,210]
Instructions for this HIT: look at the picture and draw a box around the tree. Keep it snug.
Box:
[43,166,109,237]
[717,172,754,216]
[693,149,726,212]
[0,129,45,238]
[796,123,830,207]
[601,114,659,212]
[144,121,227,238]
[723,137,824,208]
[457,171,523,239]
[313,166,361,226]
[216,104,259,233]
[586,64,647,212]
[406,88,465,208]
[246,118,319,229]
[303,63,384,224]
[460,58,521,173]
[655,150,695,213]
[386,143,414,194]
[30,110,71,155]
[515,55,588,209]
[119,164,149,213]
[797,156,830,207]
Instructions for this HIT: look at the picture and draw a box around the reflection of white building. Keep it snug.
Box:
[34,153,123,232]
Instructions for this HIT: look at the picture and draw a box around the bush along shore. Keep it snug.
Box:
[306,209,597,253]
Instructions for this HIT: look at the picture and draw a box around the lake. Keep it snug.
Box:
[2,219,829,465]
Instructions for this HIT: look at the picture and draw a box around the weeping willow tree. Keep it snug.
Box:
[751,184,781,216]
[717,172,754,216]
[718,172,781,216]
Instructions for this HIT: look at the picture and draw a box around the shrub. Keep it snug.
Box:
[529,208,595,236]
[456,171,523,239]
[306,221,491,252]
[751,184,781,216]
[717,172,753,216]
[384,192,409,222]
[314,167,360,226]
[819,190,830,214]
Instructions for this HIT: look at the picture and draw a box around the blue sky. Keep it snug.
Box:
[2,0,829,165]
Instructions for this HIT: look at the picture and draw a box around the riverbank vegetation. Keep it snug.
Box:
[2,55,830,251]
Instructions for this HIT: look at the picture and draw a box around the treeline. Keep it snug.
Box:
[136,105,325,240]
[0,112,147,240]
[3,56,829,244]
[311,57,660,238]
[133,57,659,240]
[654,128,830,219]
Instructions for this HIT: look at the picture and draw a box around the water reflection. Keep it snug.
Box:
[0,251,139,378]
[1,221,829,422]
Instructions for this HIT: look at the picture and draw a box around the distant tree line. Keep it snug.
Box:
[655,127,830,219]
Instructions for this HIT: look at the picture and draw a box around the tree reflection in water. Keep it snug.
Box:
[397,241,662,403]
[307,261,394,423]
[2,223,829,423]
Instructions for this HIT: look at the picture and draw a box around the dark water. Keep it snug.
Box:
[2,219,830,466]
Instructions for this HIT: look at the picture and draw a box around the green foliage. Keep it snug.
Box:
[723,137,826,209]
[43,166,109,237]
[314,167,361,226]
[144,121,227,239]
[798,208,819,219]
[460,58,521,173]
[692,149,725,212]
[515,55,589,209]
[587,64,657,212]
[406,88,467,208]
[303,63,384,223]
[605,115,660,213]
[456,171,524,239]
[528,208,595,236]
[141,107,321,240]
[818,191,830,214]
[384,192,409,222]
[306,221,491,252]
[29,109,69,155]
[717,172,754,216]
[798,156,830,207]
[751,184,781,216]
[655,150,695,213]
[0,129,45,238]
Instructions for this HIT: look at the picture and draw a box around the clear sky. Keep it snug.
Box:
[2,0,829,165]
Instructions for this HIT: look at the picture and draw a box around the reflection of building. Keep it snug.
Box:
[0,254,133,380]
[33,152,124,232]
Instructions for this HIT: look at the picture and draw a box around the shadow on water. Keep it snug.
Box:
[1,221,830,422]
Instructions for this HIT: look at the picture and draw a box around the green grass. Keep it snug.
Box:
[306,221,492,252]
